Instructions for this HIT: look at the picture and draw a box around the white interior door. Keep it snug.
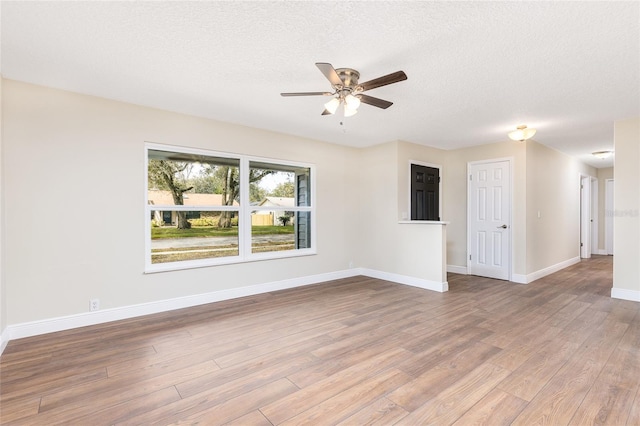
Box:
[580,175,592,259]
[468,160,511,280]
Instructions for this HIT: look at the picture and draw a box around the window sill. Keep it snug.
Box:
[144,249,317,274]
[398,220,450,225]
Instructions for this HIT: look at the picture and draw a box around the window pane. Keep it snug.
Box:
[251,210,295,254]
[146,145,315,271]
[148,150,241,206]
[150,210,238,263]
[249,162,311,206]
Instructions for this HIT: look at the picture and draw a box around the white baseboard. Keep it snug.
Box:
[0,328,8,355]
[611,288,640,302]
[511,274,528,284]
[361,268,448,293]
[512,257,581,284]
[5,269,360,343]
[1,267,449,352]
[597,249,608,255]
[447,265,468,275]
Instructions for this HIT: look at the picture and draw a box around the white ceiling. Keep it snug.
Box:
[2,1,638,168]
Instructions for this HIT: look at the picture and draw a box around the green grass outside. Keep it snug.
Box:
[151,225,294,239]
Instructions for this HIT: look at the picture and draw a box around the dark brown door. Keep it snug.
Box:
[411,164,440,221]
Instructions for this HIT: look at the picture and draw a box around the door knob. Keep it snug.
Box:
[497,224,507,229]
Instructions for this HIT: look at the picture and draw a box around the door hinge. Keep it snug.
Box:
[438,176,441,183]
[469,175,473,181]
[580,243,583,247]
[469,254,472,260]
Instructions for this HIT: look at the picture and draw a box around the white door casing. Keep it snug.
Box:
[580,175,592,259]
[468,159,511,280]
[591,177,598,255]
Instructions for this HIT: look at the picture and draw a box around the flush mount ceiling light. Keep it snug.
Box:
[592,150,614,159]
[508,125,537,142]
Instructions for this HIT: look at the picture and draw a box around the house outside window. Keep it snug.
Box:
[145,143,315,272]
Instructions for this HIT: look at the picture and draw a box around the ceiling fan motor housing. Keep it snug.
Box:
[335,68,360,91]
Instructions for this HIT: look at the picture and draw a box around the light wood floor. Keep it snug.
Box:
[1,256,638,425]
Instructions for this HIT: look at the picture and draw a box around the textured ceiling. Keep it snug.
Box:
[2,1,638,168]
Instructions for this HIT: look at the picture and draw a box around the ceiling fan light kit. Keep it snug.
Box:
[324,97,341,114]
[345,94,361,110]
[508,124,537,142]
[343,105,358,117]
[281,62,407,116]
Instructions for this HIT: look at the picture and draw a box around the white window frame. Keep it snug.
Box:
[145,143,316,273]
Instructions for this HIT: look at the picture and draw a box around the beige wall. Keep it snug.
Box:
[356,141,398,270]
[2,81,451,329]
[396,141,447,221]
[357,140,447,284]
[525,141,596,273]
[613,117,640,295]
[2,80,363,325]
[2,78,630,329]
[597,167,614,252]
[393,139,595,279]
[443,141,527,275]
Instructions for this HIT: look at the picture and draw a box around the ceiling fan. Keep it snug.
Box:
[281,62,407,117]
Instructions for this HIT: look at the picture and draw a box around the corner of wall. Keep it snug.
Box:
[0,75,6,354]
[613,117,640,296]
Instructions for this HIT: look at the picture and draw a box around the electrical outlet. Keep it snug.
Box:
[90,298,100,312]
[348,261,354,269]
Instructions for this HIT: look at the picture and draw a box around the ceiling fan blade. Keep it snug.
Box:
[359,94,393,109]
[316,63,343,86]
[359,71,407,92]
[321,109,332,116]
[281,92,332,97]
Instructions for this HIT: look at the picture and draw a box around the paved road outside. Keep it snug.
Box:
[151,234,294,249]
